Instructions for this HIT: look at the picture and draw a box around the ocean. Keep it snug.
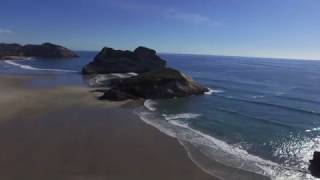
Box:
[1,52,320,179]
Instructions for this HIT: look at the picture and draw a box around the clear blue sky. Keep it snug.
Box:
[1,0,320,59]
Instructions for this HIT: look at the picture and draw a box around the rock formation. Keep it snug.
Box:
[0,42,78,59]
[309,151,320,178]
[82,46,166,74]
[22,43,78,58]
[99,68,208,101]
[0,43,23,58]
[83,46,209,101]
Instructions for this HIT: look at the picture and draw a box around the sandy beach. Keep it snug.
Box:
[0,75,217,180]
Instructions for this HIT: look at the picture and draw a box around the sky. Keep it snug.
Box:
[1,0,320,60]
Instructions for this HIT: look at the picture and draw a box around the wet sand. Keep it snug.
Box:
[0,75,217,180]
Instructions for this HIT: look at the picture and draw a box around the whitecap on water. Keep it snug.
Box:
[205,88,224,95]
[252,95,265,99]
[305,127,320,132]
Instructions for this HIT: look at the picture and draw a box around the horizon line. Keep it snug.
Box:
[2,41,318,61]
[74,49,320,61]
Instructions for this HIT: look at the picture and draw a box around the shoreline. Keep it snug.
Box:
[135,105,273,180]
[0,75,218,180]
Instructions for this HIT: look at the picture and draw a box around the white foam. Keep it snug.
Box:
[175,122,280,170]
[163,113,201,121]
[4,60,77,73]
[205,88,224,95]
[252,95,265,99]
[134,107,311,180]
[87,73,138,87]
[144,100,158,111]
[134,110,177,137]
[305,127,320,132]
[168,120,189,129]
[128,72,138,76]
[87,75,112,87]
[3,57,33,60]
[111,72,138,78]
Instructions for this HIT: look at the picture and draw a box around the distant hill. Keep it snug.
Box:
[0,42,78,60]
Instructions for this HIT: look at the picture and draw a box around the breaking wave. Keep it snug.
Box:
[205,88,224,95]
[4,60,78,73]
[163,113,201,121]
[306,127,320,132]
[86,73,138,87]
[144,100,157,111]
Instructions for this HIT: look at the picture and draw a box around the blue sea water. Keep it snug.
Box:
[1,52,320,179]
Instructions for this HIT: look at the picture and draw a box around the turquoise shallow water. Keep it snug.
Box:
[1,52,320,179]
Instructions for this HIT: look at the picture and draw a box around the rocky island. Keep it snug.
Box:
[82,46,209,101]
[82,46,166,74]
[0,42,78,60]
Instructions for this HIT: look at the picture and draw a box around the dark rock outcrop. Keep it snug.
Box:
[0,42,78,59]
[99,68,208,101]
[82,46,166,74]
[22,43,78,58]
[83,46,209,101]
[100,89,139,101]
[0,43,23,58]
[309,151,320,178]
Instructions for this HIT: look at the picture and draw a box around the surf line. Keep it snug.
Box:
[4,60,78,73]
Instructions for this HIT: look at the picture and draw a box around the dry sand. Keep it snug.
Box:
[0,75,218,180]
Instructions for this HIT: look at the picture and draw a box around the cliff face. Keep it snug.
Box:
[0,43,78,59]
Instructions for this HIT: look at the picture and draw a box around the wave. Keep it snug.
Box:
[204,78,267,87]
[4,60,78,73]
[87,74,113,87]
[306,127,320,132]
[144,100,157,111]
[212,107,294,129]
[87,73,138,87]
[163,113,201,121]
[111,72,138,78]
[251,95,265,99]
[135,101,312,180]
[215,94,320,116]
[205,88,224,95]
[168,119,190,129]
[207,84,288,98]
[278,95,320,106]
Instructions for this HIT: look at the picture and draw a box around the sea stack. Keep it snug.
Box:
[82,46,166,74]
[99,68,208,101]
[0,42,78,59]
[82,46,209,101]
[309,151,320,178]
